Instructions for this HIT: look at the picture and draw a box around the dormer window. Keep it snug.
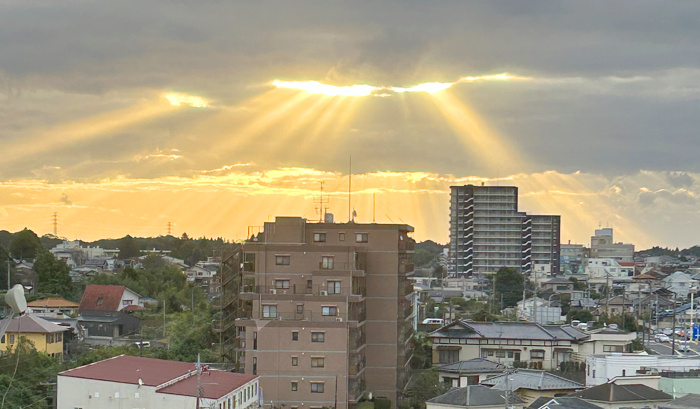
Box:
[96,297,104,305]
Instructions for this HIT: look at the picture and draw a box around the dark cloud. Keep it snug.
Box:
[60,193,72,205]
[667,172,694,188]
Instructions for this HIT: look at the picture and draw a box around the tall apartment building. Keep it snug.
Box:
[233,217,415,409]
[449,185,560,277]
[590,228,634,262]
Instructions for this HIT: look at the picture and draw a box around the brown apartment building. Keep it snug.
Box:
[233,217,415,409]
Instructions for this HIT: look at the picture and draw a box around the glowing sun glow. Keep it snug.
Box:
[163,92,210,108]
[392,82,454,94]
[272,80,377,97]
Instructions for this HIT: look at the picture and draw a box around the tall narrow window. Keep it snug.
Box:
[321,256,334,270]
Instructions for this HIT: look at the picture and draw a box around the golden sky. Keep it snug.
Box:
[3,2,700,249]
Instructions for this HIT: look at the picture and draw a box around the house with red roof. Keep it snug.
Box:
[78,285,142,339]
[57,355,260,409]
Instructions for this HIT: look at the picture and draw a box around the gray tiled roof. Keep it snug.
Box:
[568,383,672,403]
[481,370,583,391]
[660,393,700,409]
[431,321,588,342]
[427,385,523,406]
[437,358,505,374]
[529,396,602,409]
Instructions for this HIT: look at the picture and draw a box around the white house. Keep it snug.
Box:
[662,272,696,299]
[57,355,260,409]
[586,259,635,280]
[586,354,700,386]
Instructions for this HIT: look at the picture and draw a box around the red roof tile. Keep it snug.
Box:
[122,304,145,311]
[158,370,257,399]
[59,355,194,386]
[79,284,126,312]
[28,297,79,308]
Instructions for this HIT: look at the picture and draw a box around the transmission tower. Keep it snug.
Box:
[167,221,172,235]
[313,181,330,222]
[52,212,58,236]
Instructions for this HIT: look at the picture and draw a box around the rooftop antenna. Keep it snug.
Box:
[314,181,329,222]
[348,155,352,222]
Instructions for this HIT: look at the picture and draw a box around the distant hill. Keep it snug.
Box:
[414,240,446,268]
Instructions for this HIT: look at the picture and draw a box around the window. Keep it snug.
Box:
[292,331,299,341]
[603,345,624,352]
[46,334,54,344]
[531,350,545,360]
[292,356,298,366]
[9,335,15,344]
[262,305,277,318]
[311,332,325,342]
[275,280,290,289]
[496,350,506,358]
[122,299,133,305]
[355,233,368,243]
[439,349,459,364]
[296,304,304,314]
[313,232,326,242]
[311,383,324,393]
[276,255,291,265]
[253,357,257,375]
[339,232,345,241]
[96,297,104,305]
[322,306,338,316]
[311,357,325,367]
[507,351,515,358]
[321,256,334,270]
[291,381,298,391]
[327,281,341,294]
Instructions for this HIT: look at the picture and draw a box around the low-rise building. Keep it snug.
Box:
[426,385,524,409]
[586,354,700,387]
[0,314,69,358]
[481,369,583,406]
[568,382,672,409]
[430,321,588,370]
[57,354,259,409]
[436,358,505,387]
[27,297,80,316]
[577,327,636,356]
[658,371,700,399]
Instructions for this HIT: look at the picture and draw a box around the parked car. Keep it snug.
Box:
[678,340,691,352]
[655,334,671,343]
[663,328,674,336]
[422,318,444,325]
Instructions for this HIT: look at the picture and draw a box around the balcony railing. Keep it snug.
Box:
[241,284,366,297]
[248,310,366,323]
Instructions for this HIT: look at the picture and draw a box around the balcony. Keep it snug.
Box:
[248,310,366,323]
[349,353,366,376]
[314,261,366,276]
[240,284,366,298]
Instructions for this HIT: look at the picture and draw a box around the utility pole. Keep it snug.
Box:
[672,295,677,355]
[196,353,203,409]
[6,259,10,291]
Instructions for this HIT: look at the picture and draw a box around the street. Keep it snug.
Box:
[647,338,700,356]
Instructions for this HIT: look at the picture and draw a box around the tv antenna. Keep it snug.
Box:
[314,181,330,222]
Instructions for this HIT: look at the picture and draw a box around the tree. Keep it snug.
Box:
[0,245,11,290]
[9,228,42,260]
[405,369,448,409]
[33,251,74,298]
[494,267,524,308]
[568,308,593,323]
[118,235,140,259]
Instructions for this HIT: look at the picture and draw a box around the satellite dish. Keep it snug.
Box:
[5,284,27,314]
[138,378,144,386]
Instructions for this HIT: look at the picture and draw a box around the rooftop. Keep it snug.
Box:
[437,358,505,374]
[0,314,70,334]
[529,396,602,409]
[158,370,257,400]
[427,385,523,407]
[431,321,588,342]
[79,284,128,312]
[568,382,672,403]
[27,297,79,309]
[481,369,583,391]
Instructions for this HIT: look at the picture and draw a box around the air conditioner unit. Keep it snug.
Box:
[270,289,277,294]
[320,290,328,296]
[336,317,343,322]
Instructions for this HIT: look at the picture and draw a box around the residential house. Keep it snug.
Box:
[577,327,636,356]
[568,382,672,409]
[481,369,584,406]
[27,297,80,316]
[184,263,220,296]
[597,296,634,316]
[0,314,69,358]
[528,397,603,409]
[542,277,575,296]
[78,285,142,339]
[83,258,110,272]
[585,354,700,387]
[586,259,635,280]
[436,358,506,387]
[662,272,696,300]
[430,321,588,370]
[426,385,524,409]
[57,354,260,409]
[14,261,37,292]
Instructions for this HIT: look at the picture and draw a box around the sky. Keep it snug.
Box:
[2,1,700,248]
